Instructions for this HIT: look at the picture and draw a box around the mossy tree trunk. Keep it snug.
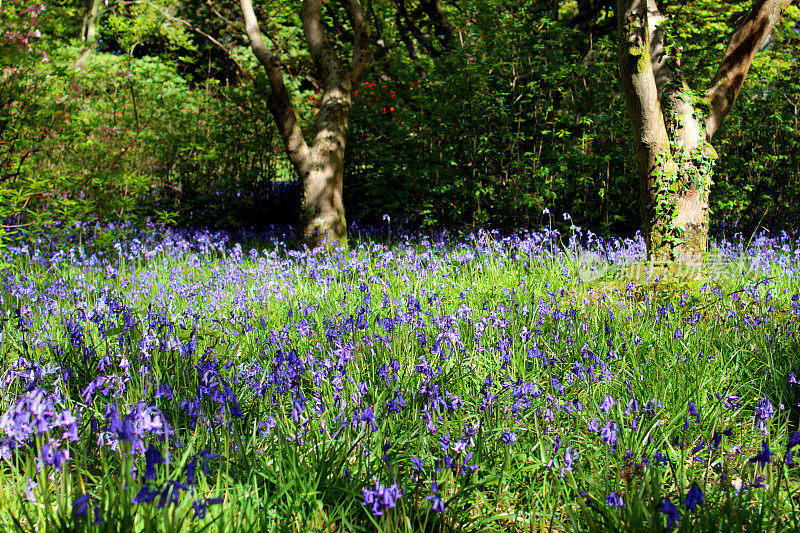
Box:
[241,0,372,249]
[617,0,792,263]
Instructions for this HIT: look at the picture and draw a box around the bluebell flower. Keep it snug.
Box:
[362,480,402,516]
[750,441,773,468]
[186,457,198,485]
[606,492,624,508]
[659,497,680,530]
[688,401,700,423]
[198,449,220,475]
[73,494,91,520]
[754,396,774,435]
[600,394,614,414]
[157,480,189,509]
[24,478,36,503]
[500,430,517,445]
[684,483,704,511]
[92,507,104,526]
[144,443,162,481]
[561,447,578,477]
[425,481,446,513]
[600,419,619,449]
[132,485,159,504]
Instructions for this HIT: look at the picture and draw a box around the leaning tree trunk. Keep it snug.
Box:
[241,0,371,248]
[617,0,791,264]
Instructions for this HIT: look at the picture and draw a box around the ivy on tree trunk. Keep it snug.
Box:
[617,0,793,264]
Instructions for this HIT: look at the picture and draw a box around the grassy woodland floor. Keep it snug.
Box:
[1,221,799,532]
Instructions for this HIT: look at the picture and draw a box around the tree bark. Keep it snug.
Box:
[617,0,791,265]
[240,0,372,248]
[80,0,103,42]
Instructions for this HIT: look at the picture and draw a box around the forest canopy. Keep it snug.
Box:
[1,0,799,241]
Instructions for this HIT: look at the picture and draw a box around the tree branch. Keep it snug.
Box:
[418,0,453,45]
[705,0,793,140]
[144,2,245,75]
[240,0,309,172]
[348,0,373,85]
[646,0,670,102]
[617,0,671,171]
[394,0,443,57]
[301,0,344,84]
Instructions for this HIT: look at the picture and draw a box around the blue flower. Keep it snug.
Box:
[362,480,402,516]
[606,492,625,508]
[424,480,446,513]
[132,485,159,504]
[144,443,162,481]
[787,431,800,451]
[659,497,680,531]
[73,494,91,520]
[754,396,774,435]
[500,430,517,445]
[600,394,615,414]
[684,483,704,511]
[749,440,773,468]
[600,419,619,449]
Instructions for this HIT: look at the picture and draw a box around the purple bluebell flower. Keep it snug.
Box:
[425,481,446,513]
[144,444,162,481]
[684,483,704,511]
[186,457,198,485]
[788,432,800,453]
[500,430,517,445]
[561,447,578,477]
[750,441,773,468]
[132,485,159,504]
[157,480,189,509]
[600,419,619,449]
[24,478,36,503]
[73,494,91,520]
[600,394,614,414]
[688,401,700,423]
[606,492,624,508]
[362,480,402,516]
[92,507,104,526]
[659,497,680,530]
[754,396,774,435]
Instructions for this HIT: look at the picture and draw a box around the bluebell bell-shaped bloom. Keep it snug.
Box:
[659,497,680,530]
[362,480,402,516]
[754,396,775,435]
[144,443,162,481]
[606,492,624,508]
[750,440,773,468]
[132,485,159,504]
[500,430,517,445]
[684,482,704,511]
[73,494,91,520]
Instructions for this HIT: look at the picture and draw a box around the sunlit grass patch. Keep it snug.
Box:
[0,222,799,531]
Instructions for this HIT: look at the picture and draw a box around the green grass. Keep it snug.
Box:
[0,227,799,532]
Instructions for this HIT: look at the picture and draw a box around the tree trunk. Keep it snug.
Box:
[299,82,353,248]
[80,0,103,42]
[74,0,104,69]
[617,0,791,264]
[240,0,371,249]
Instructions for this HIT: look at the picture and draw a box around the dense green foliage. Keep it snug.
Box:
[1,0,798,233]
